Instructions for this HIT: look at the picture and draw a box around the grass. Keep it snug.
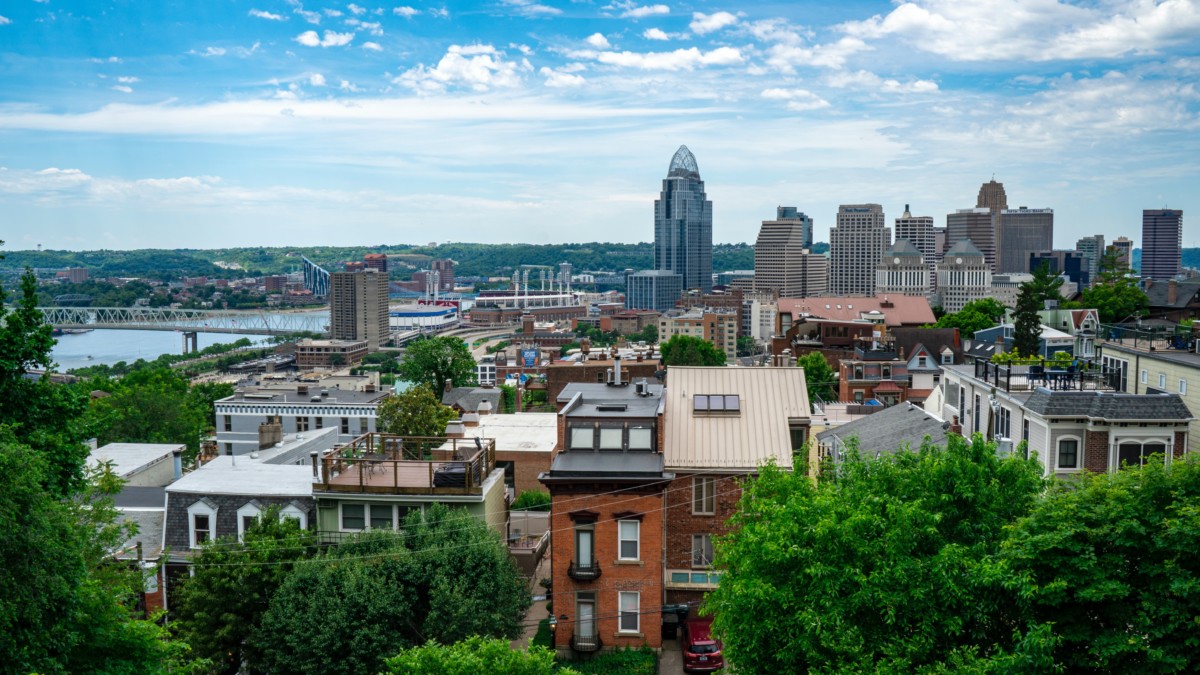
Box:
[531,618,552,649]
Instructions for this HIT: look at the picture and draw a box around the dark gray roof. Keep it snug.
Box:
[442,387,502,412]
[818,403,948,457]
[114,509,165,560]
[114,486,167,509]
[557,382,664,402]
[944,240,984,257]
[1145,279,1200,309]
[887,239,923,257]
[1024,389,1193,420]
[544,450,669,480]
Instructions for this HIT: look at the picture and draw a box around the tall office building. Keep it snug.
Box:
[654,145,713,293]
[1141,209,1183,280]
[627,270,684,313]
[997,207,1054,273]
[330,269,390,352]
[895,204,936,290]
[946,208,996,271]
[1074,235,1105,288]
[753,210,826,297]
[767,206,814,249]
[1030,250,1088,288]
[977,179,1008,211]
[875,240,929,296]
[936,241,992,313]
[829,203,890,296]
[1111,236,1134,271]
[430,259,456,292]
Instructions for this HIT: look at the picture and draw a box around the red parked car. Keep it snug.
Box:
[681,618,724,672]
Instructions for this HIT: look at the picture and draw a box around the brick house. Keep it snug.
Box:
[660,367,810,608]
[539,380,670,657]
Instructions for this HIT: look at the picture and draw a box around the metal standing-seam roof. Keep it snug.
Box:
[663,367,810,471]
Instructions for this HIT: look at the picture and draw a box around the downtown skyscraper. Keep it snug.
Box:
[654,145,713,293]
[829,204,890,296]
[1141,209,1184,280]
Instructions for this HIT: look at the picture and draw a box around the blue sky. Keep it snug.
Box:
[1,0,1198,252]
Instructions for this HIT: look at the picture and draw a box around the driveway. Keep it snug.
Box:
[660,638,684,675]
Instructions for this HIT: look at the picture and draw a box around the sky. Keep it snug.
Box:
[0,0,1198,252]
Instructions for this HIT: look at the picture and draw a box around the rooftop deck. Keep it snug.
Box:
[972,359,1120,394]
[1098,323,1198,354]
[316,433,496,496]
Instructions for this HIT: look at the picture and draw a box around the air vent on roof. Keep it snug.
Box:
[597,404,627,412]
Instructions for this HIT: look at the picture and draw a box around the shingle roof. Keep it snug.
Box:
[944,240,984,256]
[778,295,936,327]
[887,239,923,257]
[817,402,948,457]
[1024,389,1193,420]
[663,367,810,471]
[442,387,502,413]
[1145,279,1200,309]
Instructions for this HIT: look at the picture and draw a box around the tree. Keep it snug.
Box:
[328,352,346,367]
[254,504,530,674]
[0,436,196,672]
[172,508,317,673]
[705,434,1046,672]
[1081,246,1148,323]
[735,335,757,358]
[1026,260,1064,306]
[377,384,457,437]
[0,268,90,495]
[1012,278,1043,358]
[795,351,836,403]
[399,335,477,393]
[932,297,1007,338]
[511,490,551,512]
[660,334,726,366]
[384,637,577,675]
[999,457,1200,672]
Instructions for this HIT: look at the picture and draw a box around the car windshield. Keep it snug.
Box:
[689,643,719,655]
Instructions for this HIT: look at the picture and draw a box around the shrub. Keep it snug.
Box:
[512,490,552,512]
[564,646,657,675]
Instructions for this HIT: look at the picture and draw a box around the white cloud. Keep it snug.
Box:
[642,28,669,40]
[362,41,383,51]
[249,9,286,20]
[309,73,327,86]
[502,0,562,16]
[295,30,355,47]
[393,6,419,17]
[761,87,830,111]
[0,16,11,26]
[825,69,938,93]
[611,2,669,19]
[346,18,384,35]
[192,46,228,57]
[511,43,534,55]
[111,85,134,94]
[116,76,140,84]
[90,56,124,64]
[592,46,743,71]
[396,44,527,93]
[294,7,321,23]
[586,33,611,49]
[690,11,737,35]
[540,66,586,88]
[766,36,870,71]
[324,8,343,17]
[348,3,367,15]
[840,0,1200,62]
[431,7,449,18]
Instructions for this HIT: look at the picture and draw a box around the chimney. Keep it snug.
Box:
[310,451,320,479]
[1168,279,1178,305]
[444,379,454,394]
[477,399,493,416]
[445,419,466,438]
[172,449,183,481]
[521,313,535,336]
[949,415,962,436]
[613,355,623,386]
[462,412,480,427]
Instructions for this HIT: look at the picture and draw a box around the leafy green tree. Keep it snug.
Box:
[999,457,1200,672]
[932,297,1007,338]
[1081,246,1149,323]
[660,334,726,366]
[735,335,757,357]
[1012,278,1043,359]
[384,637,576,675]
[0,436,197,672]
[511,490,551,512]
[705,434,1046,672]
[795,351,836,403]
[399,335,478,393]
[377,384,457,437]
[173,508,316,673]
[254,504,530,675]
[0,268,90,495]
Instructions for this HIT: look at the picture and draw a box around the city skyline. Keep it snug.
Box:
[1,1,1198,251]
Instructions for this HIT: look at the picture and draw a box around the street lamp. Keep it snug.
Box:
[548,615,557,640]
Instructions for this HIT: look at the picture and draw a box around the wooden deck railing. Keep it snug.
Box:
[316,433,496,495]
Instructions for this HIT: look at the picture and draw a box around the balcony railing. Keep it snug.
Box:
[570,633,602,653]
[568,560,602,581]
[316,433,495,496]
[1099,323,1197,353]
[973,359,1120,393]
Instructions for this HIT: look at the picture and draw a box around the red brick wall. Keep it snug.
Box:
[494,449,551,495]
[663,474,742,569]
[547,490,665,651]
[1084,430,1109,473]
[1176,431,1188,458]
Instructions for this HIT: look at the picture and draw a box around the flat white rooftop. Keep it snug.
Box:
[89,443,181,478]
[166,455,313,497]
[474,413,557,453]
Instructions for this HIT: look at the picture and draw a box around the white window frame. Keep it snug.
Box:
[692,534,714,568]
[281,503,308,530]
[187,501,218,549]
[1181,379,1188,395]
[1141,369,1148,384]
[369,503,395,531]
[1057,436,1082,470]
[617,520,640,561]
[692,476,716,515]
[618,591,640,634]
[1159,373,1167,389]
[236,502,262,542]
[339,502,367,532]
